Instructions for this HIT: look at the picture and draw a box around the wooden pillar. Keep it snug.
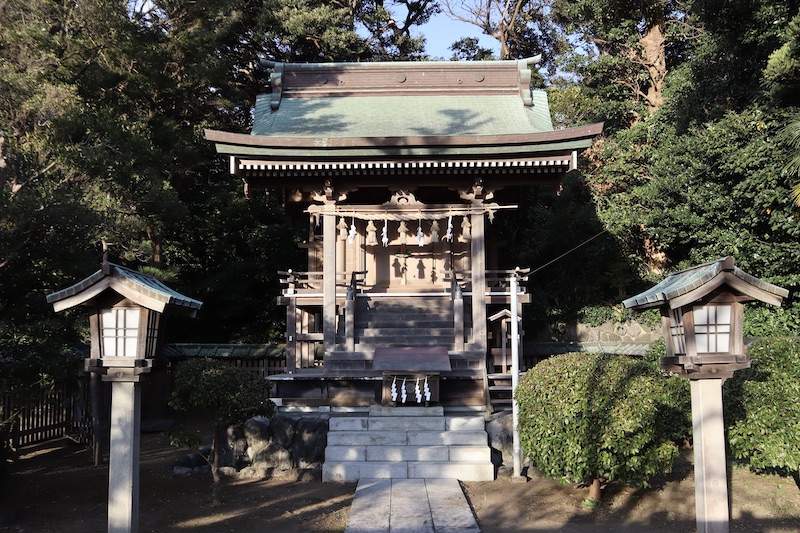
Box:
[691,378,730,533]
[323,203,337,355]
[454,287,465,352]
[286,298,297,373]
[337,222,346,275]
[470,209,487,351]
[345,296,355,351]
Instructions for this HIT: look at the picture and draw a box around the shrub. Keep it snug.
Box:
[516,353,691,501]
[169,358,275,504]
[724,337,800,479]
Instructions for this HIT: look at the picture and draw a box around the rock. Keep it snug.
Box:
[296,463,322,482]
[244,416,271,444]
[236,466,259,479]
[270,415,296,449]
[222,424,248,468]
[252,442,293,471]
[486,412,513,466]
[218,466,238,477]
[243,417,271,460]
[292,418,328,468]
[496,464,514,478]
[172,466,193,477]
[173,451,207,469]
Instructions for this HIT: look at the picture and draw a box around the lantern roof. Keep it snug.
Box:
[622,257,789,311]
[46,261,203,317]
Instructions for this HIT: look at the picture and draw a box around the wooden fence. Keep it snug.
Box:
[163,344,287,378]
[1,377,92,449]
[2,345,285,450]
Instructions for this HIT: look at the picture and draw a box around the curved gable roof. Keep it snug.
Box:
[47,262,202,316]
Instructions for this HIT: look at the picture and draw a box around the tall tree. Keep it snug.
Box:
[551,0,699,122]
[359,0,440,60]
[440,0,566,69]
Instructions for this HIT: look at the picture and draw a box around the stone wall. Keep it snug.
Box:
[567,319,661,343]
[171,414,329,481]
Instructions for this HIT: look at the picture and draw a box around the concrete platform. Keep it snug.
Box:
[345,478,481,533]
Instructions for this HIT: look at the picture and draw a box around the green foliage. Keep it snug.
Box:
[743,303,800,337]
[643,338,667,369]
[507,172,638,333]
[577,305,618,327]
[169,358,275,425]
[448,37,496,61]
[516,353,690,493]
[724,337,800,476]
[764,14,800,105]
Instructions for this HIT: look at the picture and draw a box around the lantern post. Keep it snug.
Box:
[47,260,201,533]
[623,257,787,533]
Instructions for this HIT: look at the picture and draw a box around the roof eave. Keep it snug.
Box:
[203,122,604,152]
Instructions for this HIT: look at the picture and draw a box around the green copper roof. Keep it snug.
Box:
[252,93,554,138]
[622,257,789,310]
[204,59,603,174]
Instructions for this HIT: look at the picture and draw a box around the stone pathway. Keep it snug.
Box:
[345,478,481,533]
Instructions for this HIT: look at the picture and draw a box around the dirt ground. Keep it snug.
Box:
[2,425,800,533]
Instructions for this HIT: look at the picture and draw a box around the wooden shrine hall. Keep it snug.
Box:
[205,57,602,410]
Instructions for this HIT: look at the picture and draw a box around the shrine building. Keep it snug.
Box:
[205,57,602,411]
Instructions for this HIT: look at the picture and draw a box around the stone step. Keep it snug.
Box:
[355,319,455,329]
[353,337,457,347]
[324,406,494,483]
[370,405,444,417]
[327,430,488,447]
[365,300,454,311]
[326,445,490,463]
[322,461,494,482]
[330,416,445,431]
[358,327,455,337]
[329,415,485,432]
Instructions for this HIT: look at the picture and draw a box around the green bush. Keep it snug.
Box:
[170,358,274,425]
[724,337,800,478]
[516,353,691,500]
[169,358,275,505]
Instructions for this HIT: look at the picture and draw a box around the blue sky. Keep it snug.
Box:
[420,12,500,60]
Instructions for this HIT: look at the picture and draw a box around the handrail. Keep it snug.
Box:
[280,268,529,294]
[447,268,464,299]
[346,270,367,300]
[486,268,530,292]
[279,270,367,293]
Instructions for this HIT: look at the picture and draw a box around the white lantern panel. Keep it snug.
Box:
[103,336,117,357]
[693,304,732,354]
[101,308,140,357]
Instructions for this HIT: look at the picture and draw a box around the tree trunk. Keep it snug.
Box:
[588,477,602,501]
[146,226,163,268]
[640,17,666,113]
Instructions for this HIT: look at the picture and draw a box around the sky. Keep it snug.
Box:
[419,12,500,60]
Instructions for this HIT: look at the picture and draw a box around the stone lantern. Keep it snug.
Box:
[47,260,202,533]
[623,256,788,533]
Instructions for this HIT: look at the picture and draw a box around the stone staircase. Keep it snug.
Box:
[350,296,458,353]
[487,373,513,411]
[322,405,494,482]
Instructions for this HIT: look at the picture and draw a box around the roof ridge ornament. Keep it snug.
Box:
[517,55,542,107]
[260,58,284,111]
